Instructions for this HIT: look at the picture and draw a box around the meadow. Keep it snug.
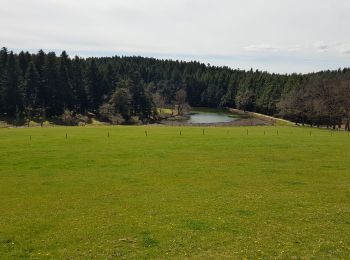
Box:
[0,126,349,258]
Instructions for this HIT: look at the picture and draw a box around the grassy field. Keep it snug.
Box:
[0,126,349,259]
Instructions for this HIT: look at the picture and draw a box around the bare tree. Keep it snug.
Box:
[152,92,166,114]
[174,89,188,115]
[338,81,350,131]
[278,78,348,129]
[235,90,255,112]
[277,87,308,125]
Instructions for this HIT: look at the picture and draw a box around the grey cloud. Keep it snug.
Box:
[1,0,350,73]
[314,42,329,53]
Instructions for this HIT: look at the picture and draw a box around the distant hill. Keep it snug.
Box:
[0,47,349,128]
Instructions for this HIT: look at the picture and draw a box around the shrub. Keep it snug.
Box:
[61,109,76,126]
[110,114,125,125]
[129,116,141,125]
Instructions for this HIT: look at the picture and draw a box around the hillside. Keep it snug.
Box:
[0,47,350,128]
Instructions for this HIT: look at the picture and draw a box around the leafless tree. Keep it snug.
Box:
[152,92,166,114]
[278,78,348,129]
[338,81,350,131]
[174,89,188,115]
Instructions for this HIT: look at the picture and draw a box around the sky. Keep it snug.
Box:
[1,0,350,74]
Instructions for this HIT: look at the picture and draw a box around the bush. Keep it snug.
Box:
[61,109,76,126]
[128,116,141,125]
[61,110,92,126]
[75,114,91,125]
[98,103,114,121]
[110,114,125,125]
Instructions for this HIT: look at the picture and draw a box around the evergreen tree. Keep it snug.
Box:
[0,47,9,114]
[43,52,58,116]
[57,51,74,112]
[35,50,46,79]
[35,50,47,112]
[71,56,88,113]
[102,63,117,96]
[18,51,31,78]
[1,46,350,127]
[110,88,131,120]
[23,62,40,109]
[129,80,153,118]
[86,59,103,111]
[22,62,40,124]
[2,52,22,117]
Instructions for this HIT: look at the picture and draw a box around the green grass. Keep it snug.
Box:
[0,126,349,258]
[157,108,174,114]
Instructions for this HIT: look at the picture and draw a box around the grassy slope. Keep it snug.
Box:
[0,126,349,259]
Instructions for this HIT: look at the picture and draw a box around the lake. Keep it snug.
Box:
[187,110,238,124]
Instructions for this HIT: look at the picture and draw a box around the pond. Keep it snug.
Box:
[187,109,238,124]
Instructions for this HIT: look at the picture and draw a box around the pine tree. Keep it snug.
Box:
[18,51,31,78]
[103,63,117,96]
[2,52,23,117]
[35,50,46,78]
[35,50,47,113]
[129,80,153,118]
[22,62,40,125]
[71,56,88,113]
[23,62,40,109]
[57,51,74,112]
[0,47,8,70]
[86,59,103,111]
[0,47,9,114]
[43,52,59,116]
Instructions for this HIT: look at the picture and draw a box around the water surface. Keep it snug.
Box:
[187,110,237,124]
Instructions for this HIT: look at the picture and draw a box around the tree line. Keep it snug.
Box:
[0,47,349,128]
[278,74,350,130]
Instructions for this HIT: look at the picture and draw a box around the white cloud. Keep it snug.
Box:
[244,44,282,52]
[336,43,350,54]
[0,0,350,73]
[244,44,302,53]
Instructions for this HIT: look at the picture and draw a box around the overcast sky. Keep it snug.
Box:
[1,0,350,73]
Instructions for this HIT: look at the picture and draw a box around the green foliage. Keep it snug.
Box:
[235,89,255,111]
[86,59,103,111]
[1,47,350,124]
[109,87,132,120]
[23,62,39,109]
[1,52,23,116]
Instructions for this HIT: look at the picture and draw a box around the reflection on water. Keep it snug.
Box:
[187,111,237,124]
